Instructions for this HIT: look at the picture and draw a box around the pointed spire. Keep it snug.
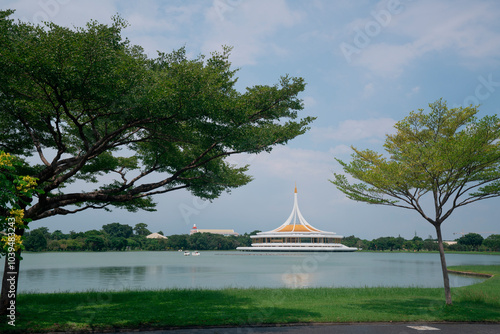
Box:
[269,184,324,233]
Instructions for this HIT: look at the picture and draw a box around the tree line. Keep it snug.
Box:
[22,222,254,252]
[23,224,500,252]
[342,233,500,252]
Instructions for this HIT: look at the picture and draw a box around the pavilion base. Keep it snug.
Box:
[236,246,358,252]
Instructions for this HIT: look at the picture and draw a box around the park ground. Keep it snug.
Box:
[0,265,499,333]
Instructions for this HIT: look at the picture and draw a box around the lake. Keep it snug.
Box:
[5,251,500,293]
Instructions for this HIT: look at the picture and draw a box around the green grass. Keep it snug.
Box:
[1,265,499,333]
[359,250,500,255]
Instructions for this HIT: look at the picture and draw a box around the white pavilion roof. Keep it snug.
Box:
[258,186,336,236]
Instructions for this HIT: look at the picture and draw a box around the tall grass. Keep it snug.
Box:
[450,265,500,306]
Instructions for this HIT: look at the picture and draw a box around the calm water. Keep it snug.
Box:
[5,251,500,293]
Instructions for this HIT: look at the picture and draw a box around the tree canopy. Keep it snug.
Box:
[0,150,38,256]
[457,233,484,250]
[483,234,500,251]
[0,10,314,315]
[332,100,500,224]
[102,222,133,239]
[331,99,500,304]
[0,10,314,222]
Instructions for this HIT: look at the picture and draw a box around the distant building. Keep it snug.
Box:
[190,224,239,236]
[146,232,168,239]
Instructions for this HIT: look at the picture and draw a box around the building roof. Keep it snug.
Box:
[274,224,321,233]
[263,186,330,235]
[190,224,239,236]
[196,229,237,234]
[146,232,168,239]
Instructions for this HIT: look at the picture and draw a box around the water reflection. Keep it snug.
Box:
[282,272,312,288]
[5,251,498,293]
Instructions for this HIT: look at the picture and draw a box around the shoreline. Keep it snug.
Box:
[447,269,494,278]
[18,249,500,256]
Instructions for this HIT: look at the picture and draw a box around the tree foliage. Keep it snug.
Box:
[0,9,314,315]
[102,222,133,239]
[457,233,484,250]
[23,228,47,251]
[133,223,151,236]
[332,100,500,219]
[331,99,500,305]
[0,150,39,256]
[483,234,500,251]
[0,9,314,222]
[22,223,253,252]
[367,236,405,251]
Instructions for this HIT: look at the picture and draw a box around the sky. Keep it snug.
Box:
[4,0,500,241]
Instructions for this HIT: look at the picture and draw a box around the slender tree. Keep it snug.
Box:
[331,99,500,305]
[0,10,314,315]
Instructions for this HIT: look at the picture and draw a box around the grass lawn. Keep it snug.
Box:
[1,265,499,333]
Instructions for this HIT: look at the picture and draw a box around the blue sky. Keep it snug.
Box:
[5,0,500,240]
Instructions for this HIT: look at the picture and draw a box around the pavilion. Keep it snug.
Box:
[146,232,168,239]
[237,186,357,252]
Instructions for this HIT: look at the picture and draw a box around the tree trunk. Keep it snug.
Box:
[0,251,21,318]
[1,228,23,319]
[434,224,452,305]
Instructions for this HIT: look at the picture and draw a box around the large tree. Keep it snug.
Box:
[457,233,484,250]
[331,99,500,305]
[0,10,314,315]
[102,222,133,239]
[133,223,151,236]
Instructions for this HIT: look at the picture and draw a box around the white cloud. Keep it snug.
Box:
[7,0,118,27]
[329,144,353,156]
[362,83,375,98]
[302,96,318,109]
[407,86,420,97]
[248,146,335,179]
[310,118,396,143]
[343,0,500,76]
[202,0,303,66]
[354,43,417,77]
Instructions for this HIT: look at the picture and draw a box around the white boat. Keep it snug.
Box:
[183,251,190,256]
[192,251,200,256]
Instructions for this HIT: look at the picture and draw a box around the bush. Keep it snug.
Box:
[483,234,500,251]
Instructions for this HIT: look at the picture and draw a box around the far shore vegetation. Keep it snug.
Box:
[21,222,500,253]
[0,265,498,333]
